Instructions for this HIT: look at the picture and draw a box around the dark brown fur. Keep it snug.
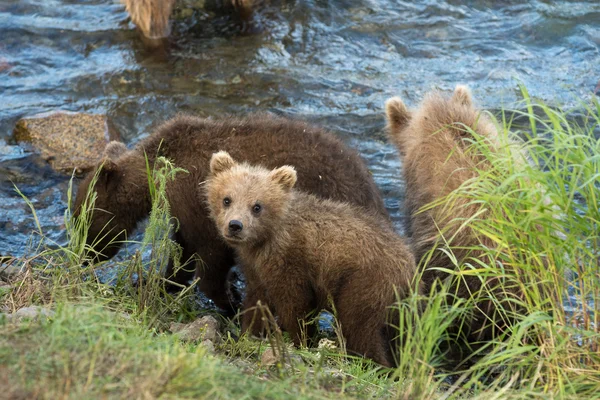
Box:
[385,85,522,341]
[204,151,417,367]
[73,113,389,313]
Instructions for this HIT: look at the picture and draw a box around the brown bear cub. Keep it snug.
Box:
[385,85,521,341]
[204,151,418,367]
[73,114,389,314]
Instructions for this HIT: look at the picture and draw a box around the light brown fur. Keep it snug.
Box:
[123,0,175,39]
[204,151,418,367]
[122,0,256,38]
[385,85,522,341]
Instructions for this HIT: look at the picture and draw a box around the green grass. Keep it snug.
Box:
[408,88,600,397]
[0,302,366,399]
[1,90,599,399]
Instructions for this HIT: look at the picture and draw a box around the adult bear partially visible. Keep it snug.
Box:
[385,85,523,341]
[73,113,389,314]
[122,0,256,39]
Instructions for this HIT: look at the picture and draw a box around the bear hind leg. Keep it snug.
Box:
[338,309,393,367]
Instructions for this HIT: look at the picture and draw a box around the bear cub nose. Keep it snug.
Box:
[228,220,243,233]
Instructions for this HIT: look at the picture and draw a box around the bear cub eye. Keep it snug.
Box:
[223,197,232,207]
[252,203,262,214]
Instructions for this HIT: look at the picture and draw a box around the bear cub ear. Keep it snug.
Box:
[210,151,237,175]
[99,141,128,173]
[269,166,297,191]
[451,85,472,106]
[385,97,411,131]
[104,141,128,160]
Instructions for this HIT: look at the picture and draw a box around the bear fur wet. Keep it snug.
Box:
[385,85,523,341]
[204,151,418,367]
[73,113,389,314]
[122,0,256,38]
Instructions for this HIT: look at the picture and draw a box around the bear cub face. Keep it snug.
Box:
[205,151,297,247]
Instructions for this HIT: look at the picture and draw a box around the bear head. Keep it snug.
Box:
[385,84,474,156]
[204,151,297,247]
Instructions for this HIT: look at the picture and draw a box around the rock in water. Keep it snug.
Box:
[13,111,120,174]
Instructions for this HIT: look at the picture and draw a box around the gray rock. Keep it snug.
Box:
[200,339,215,353]
[0,263,22,280]
[13,111,121,174]
[170,315,220,343]
[260,347,279,367]
[261,346,303,368]
[9,306,54,322]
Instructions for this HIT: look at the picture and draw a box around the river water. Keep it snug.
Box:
[0,0,598,262]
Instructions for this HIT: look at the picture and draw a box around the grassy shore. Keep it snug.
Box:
[1,93,599,399]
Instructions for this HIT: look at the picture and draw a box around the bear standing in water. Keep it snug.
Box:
[122,0,256,39]
[73,114,389,314]
[204,151,418,367]
[385,85,523,341]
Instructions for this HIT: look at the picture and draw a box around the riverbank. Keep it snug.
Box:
[1,96,599,399]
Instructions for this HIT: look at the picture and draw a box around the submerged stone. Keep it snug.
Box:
[13,111,120,174]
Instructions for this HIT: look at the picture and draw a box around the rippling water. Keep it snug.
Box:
[0,0,598,258]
